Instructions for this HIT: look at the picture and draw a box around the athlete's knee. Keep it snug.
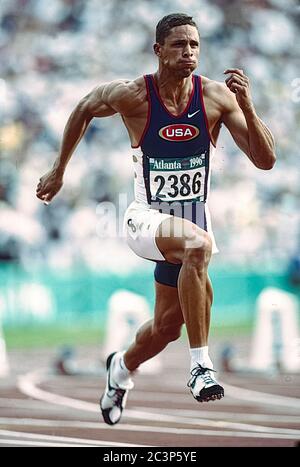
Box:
[183,230,212,267]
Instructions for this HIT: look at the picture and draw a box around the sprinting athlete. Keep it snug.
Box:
[36,13,276,426]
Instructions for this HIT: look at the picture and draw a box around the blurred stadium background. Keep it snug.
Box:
[0,0,299,351]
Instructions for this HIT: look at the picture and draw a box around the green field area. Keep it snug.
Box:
[3,321,252,350]
[3,322,104,349]
[1,261,298,350]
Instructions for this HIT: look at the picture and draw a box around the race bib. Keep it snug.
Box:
[148,154,207,202]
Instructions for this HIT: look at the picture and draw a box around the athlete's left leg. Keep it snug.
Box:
[124,276,213,370]
[124,280,184,371]
[100,280,183,425]
[100,274,215,425]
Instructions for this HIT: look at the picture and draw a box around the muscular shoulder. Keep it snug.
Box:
[201,76,236,113]
[103,76,146,115]
[80,76,146,118]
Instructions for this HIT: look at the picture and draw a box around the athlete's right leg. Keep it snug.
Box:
[156,216,224,403]
[156,216,212,349]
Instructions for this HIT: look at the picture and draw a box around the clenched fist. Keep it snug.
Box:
[36,169,63,204]
[224,68,254,113]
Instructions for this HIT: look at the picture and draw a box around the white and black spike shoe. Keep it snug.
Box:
[100,352,134,425]
[188,363,224,403]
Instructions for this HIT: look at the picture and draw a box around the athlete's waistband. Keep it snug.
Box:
[133,198,207,231]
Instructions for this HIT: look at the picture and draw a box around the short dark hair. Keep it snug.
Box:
[156,13,198,45]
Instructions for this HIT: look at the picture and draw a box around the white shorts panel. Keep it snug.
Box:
[123,201,218,261]
[123,201,172,261]
[205,204,219,254]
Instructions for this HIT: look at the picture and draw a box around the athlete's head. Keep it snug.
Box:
[154,13,200,78]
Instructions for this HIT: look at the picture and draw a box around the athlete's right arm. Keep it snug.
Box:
[36,80,136,203]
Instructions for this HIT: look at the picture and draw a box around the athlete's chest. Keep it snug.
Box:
[123,86,220,147]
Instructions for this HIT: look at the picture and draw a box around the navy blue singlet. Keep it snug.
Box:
[133,74,216,287]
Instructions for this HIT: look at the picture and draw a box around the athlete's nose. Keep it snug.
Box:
[183,44,193,58]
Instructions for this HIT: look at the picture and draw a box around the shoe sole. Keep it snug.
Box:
[192,385,224,403]
[100,352,119,426]
[196,392,224,402]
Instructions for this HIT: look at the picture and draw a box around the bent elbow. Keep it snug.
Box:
[269,154,276,169]
[256,153,276,170]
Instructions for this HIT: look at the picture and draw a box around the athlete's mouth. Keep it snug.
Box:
[179,61,196,67]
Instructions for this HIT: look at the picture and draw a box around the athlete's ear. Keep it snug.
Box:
[153,43,161,57]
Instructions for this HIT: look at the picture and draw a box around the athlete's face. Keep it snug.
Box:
[155,25,200,77]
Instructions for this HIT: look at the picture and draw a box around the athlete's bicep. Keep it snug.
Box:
[222,107,251,157]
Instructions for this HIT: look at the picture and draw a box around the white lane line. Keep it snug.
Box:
[0,440,91,447]
[0,397,97,415]
[49,388,300,409]
[130,407,300,424]
[0,418,299,441]
[18,370,96,412]
[33,387,237,404]
[0,429,149,447]
[26,377,300,408]
[123,409,300,436]
[20,388,247,407]
[0,398,84,411]
[1,397,299,424]
[17,370,300,438]
[223,382,300,409]
[1,415,299,437]
[18,377,299,410]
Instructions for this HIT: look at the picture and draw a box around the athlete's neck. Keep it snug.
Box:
[154,69,193,105]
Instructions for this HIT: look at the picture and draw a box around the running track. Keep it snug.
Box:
[0,340,299,447]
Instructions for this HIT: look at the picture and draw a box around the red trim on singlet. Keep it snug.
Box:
[198,76,216,148]
[150,74,195,119]
[131,75,151,149]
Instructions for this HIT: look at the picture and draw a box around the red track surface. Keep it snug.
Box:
[0,340,299,447]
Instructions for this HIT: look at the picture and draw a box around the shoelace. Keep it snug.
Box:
[187,364,217,388]
[111,388,126,407]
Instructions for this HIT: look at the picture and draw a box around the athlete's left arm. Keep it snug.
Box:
[221,68,276,170]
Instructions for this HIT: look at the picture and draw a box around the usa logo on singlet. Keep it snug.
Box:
[158,124,200,142]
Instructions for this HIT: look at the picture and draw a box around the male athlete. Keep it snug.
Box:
[36,14,276,426]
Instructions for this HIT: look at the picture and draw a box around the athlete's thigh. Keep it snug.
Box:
[153,280,184,330]
[156,216,211,264]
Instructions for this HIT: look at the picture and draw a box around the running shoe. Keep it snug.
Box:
[100,352,134,425]
[188,363,224,402]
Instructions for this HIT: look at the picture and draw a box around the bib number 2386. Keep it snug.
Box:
[149,154,206,202]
